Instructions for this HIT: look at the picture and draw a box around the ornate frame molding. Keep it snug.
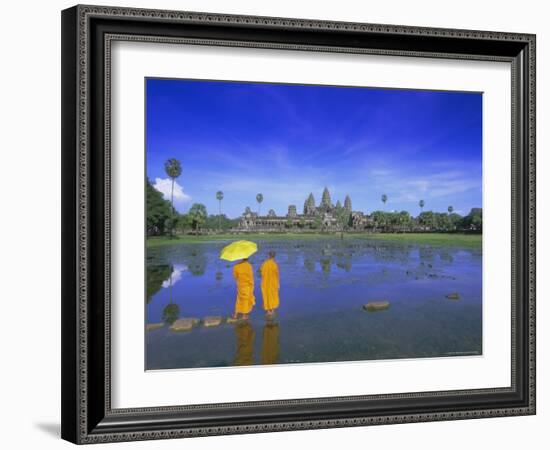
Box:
[62,5,536,444]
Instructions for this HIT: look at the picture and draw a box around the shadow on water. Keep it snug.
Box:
[146,237,482,369]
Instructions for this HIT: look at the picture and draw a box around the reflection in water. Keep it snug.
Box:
[187,247,207,276]
[146,264,172,303]
[261,322,280,365]
[304,258,315,273]
[286,250,298,266]
[161,269,181,325]
[146,238,483,369]
[320,257,331,275]
[162,264,187,288]
[162,303,180,325]
[336,257,352,272]
[440,250,454,263]
[232,321,281,366]
[419,246,434,262]
[233,322,255,366]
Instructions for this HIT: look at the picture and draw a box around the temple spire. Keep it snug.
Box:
[321,187,332,210]
[304,192,316,215]
[344,195,352,211]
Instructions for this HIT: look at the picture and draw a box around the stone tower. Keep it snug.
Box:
[287,205,297,217]
[344,195,352,212]
[320,187,332,211]
[304,192,316,215]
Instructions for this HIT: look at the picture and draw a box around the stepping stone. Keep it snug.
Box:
[145,323,163,331]
[363,301,390,312]
[446,293,460,300]
[203,316,223,327]
[170,318,199,332]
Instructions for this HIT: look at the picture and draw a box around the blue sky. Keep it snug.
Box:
[146,78,482,218]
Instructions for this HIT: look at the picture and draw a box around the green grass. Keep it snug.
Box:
[146,232,481,248]
[146,233,337,247]
[352,232,482,248]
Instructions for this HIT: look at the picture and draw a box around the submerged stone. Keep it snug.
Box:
[203,316,223,327]
[146,323,164,331]
[446,293,460,300]
[170,318,200,332]
[363,301,390,312]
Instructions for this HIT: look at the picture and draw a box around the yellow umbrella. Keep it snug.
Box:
[220,240,258,261]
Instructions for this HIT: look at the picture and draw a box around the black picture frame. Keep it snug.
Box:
[61,4,536,444]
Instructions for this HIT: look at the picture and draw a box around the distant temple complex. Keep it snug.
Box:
[235,187,373,232]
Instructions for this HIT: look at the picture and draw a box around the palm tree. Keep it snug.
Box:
[188,203,207,233]
[256,193,264,215]
[381,194,388,211]
[164,158,182,236]
[419,199,425,213]
[379,194,388,231]
[448,205,454,214]
[216,191,224,231]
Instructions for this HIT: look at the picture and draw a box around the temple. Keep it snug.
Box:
[235,187,373,232]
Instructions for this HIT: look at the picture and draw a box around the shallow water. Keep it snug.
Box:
[146,238,482,370]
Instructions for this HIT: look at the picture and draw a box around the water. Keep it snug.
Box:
[146,238,482,370]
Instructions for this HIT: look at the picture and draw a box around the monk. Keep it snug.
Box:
[260,251,280,317]
[232,258,255,320]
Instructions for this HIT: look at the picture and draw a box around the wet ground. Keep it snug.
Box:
[145,237,482,370]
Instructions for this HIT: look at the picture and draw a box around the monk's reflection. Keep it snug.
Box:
[261,322,280,365]
[233,322,255,366]
[232,321,281,366]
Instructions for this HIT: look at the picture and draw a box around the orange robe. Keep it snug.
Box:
[260,258,280,311]
[233,260,255,314]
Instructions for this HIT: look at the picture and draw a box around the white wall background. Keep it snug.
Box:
[0,0,546,448]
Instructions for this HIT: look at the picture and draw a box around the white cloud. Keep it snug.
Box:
[153,177,192,210]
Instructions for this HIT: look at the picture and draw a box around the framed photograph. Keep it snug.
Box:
[61,5,536,444]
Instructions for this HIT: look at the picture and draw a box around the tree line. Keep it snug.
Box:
[147,177,481,236]
[147,178,237,235]
[366,208,482,233]
[146,158,482,236]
